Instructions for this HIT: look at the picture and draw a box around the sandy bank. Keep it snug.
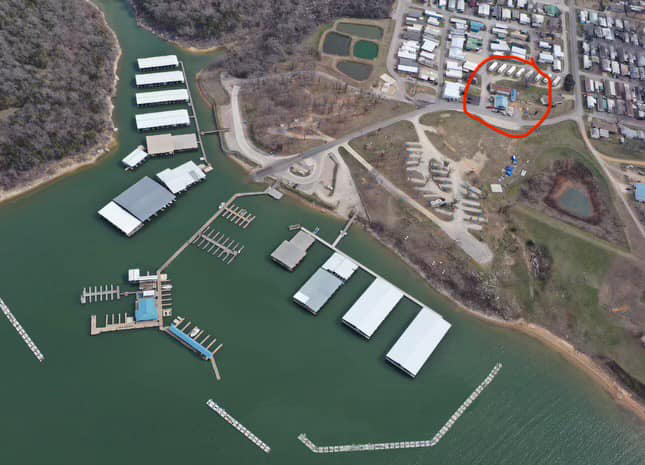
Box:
[0,0,121,206]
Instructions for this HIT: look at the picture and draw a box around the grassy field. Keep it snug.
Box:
[588,134,645,162]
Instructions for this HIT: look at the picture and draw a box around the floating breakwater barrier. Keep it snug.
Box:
[298,363,503,454]
[0,297,45,362]
[206,399,271,453]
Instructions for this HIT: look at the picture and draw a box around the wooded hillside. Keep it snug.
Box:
[131,0,393,77]
[0,0,118,190]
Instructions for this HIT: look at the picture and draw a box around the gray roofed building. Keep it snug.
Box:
[113,176,176,222]
[270,231,316,271]
[293,268,344,314]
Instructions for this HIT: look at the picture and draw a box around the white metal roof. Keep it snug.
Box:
[322,252,359,281]
[98,201,142,236]
[137,55,179,70]
[136,89,189,106]
[157,161,205,194]
[135,71,184,87]
[386,308,451,377]
[342,278,403,339]
[121,146,149,168]
[135,110,190,130]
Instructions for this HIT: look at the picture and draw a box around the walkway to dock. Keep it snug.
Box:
[297,363,502,454]
[80,285,120,304]
[179,61,211,170]
[0,297,45,362]
[206,399,271,453]
[332,211,357,247]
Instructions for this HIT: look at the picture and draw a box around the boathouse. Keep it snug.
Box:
[271,231,316,271]
[135,110,190,131]
[321,252,358,281]
[146,133,198,156]
[135,89,189,107]
[293,268,344,315]
[121,145,149,170]
[386,308,451,377]
[97,202,143,236]
[137,55,179,71]
[135,71,185,88]
[156,161,206,195]
[342,278,403,339]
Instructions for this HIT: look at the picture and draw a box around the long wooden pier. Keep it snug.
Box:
[332,211,357,247]
[297,363,503,454]
[156,187,282,275]
[179,60,210,169]
[192,228,244,264]
[0,297,45,362]
[80,285,121,304]
[206,399,271,453]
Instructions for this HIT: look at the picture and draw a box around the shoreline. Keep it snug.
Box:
[126,0,227,54]
[0,0,122,207]
[364,225,645,422]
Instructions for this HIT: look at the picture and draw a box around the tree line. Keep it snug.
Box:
[131,0,393,77]
[0,0,118,189]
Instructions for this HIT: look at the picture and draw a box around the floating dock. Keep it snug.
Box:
[80,285,121,304]
[297,363,503,454]
[90,313,160,336]
[165,320,221,360]
[192,228,244,264]
[206,400,271,454]
[270,230,316,271]
[0,297,45,362]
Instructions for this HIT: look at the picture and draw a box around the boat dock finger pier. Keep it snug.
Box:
[0,297,45,362]
[297,363,503,454]
[206,399,271,454]
[221,204,255,228]
[192,228,244,264]
[80,285,121,304]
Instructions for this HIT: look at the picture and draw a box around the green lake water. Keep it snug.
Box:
[0,1,643,464]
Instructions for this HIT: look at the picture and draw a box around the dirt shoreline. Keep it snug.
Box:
[364,226,645,422]
[0,0,121,206]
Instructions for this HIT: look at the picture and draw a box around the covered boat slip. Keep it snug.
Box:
[386,308,451,377]
[135,70,185,88]
[113,176,176,222]
[321,252,358,281]
[293,268,344,315]
[342,278,404,339]
[135,109,190,131]
[157,161,206,195]
[146,133,198,156]
[121,145,149,169]
[270,231,317,271]
[137,54,179,71]
[97,201,142,236]
[135,89,189,107]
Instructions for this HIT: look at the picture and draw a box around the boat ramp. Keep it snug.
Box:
[0,297,45,362]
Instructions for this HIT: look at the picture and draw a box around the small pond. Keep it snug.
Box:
[337,60,373,81]
[557,186,594,219]
[336,22,384,40]
[322,31,351,56]
[353,40,379,60]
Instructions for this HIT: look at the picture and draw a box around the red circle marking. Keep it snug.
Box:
[462,55,552,139]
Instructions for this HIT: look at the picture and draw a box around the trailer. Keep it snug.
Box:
[488,62,499,72]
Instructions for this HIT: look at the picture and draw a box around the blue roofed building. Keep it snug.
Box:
[494,95,509,111]
[636,184,645,203]
[168,325,213,359]
[135,297,158,322]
